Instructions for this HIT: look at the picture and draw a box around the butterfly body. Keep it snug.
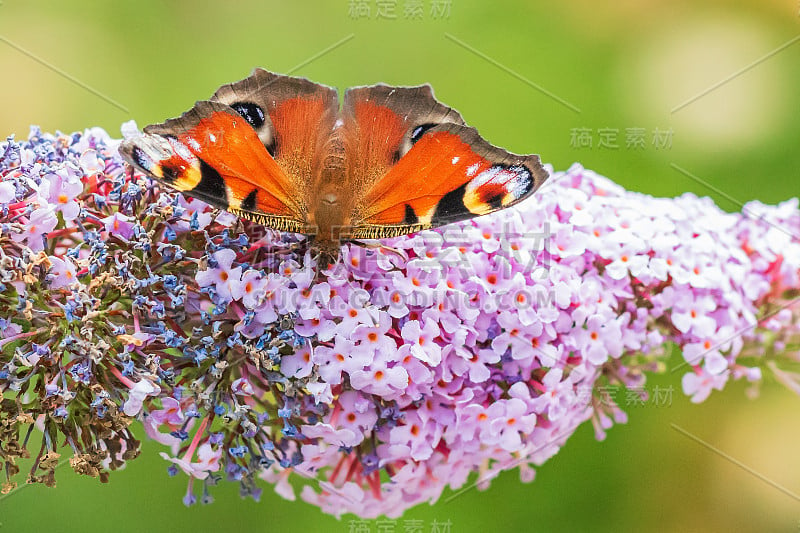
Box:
[120,69,549,261]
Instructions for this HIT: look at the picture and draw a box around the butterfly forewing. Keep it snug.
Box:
[346,122,547,239]
[120,101,309,233]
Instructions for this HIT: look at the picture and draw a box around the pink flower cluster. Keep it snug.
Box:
[228,162,796,518]
[1,125,798,518]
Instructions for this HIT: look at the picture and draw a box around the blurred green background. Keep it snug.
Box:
[2,1,800,531]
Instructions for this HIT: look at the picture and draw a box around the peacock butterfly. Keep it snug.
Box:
[119,68,549,264]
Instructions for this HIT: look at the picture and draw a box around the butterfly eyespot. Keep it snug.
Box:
[482,191,504,209]
[410,123,437,143]
[160,163,180,182]
[130,147,153,172]
[230,102,266,129]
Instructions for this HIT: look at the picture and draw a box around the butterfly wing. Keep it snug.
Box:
[342,86,548,239]
[119,69,338,232]
[342,84,465,197]
[211,68,339,217]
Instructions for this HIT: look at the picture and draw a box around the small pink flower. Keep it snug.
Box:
[280,343,314,378]
[150,397,184,426]
[349,352,409,398]
[195,248,243,302]
[40,169,83,221]
[239,270,266,309]
[160,442,222,480]
[231,377,255,396]
[682,339,728,375]
[47,256,78,288]
[581,315,624,365]
[79,149,105,175]
[123,379,160,416]
[400,318,442,365]
[12,207,58,251]
[682,368,729,403]
[101,212,134,240]
[604,244,649,280]
[0,181,15,203]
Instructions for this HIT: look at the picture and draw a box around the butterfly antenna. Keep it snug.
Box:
[351,239,408,262]
[379,243,408,262]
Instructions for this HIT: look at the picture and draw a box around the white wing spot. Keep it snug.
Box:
[168,137,198,161]
[466,163,480,176]
[208,133,217,142]
[452,156,460,165]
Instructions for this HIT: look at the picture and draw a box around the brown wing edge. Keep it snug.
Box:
[212,68,339,107]
[348,121,549,239]
[210,68,339,152]
[141,100,238,137]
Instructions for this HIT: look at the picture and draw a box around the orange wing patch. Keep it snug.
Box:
[355,123,544,231]
[270,97,330,160]
[121,101,305,222]
[360,130,490,225]
[352,101,407,167]
[178,109,297,216]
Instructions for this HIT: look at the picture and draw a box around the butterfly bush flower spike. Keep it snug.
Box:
[0,125,798,519]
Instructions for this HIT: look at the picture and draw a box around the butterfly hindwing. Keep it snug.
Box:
[342,84,465,197]
[211,68,339,216]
